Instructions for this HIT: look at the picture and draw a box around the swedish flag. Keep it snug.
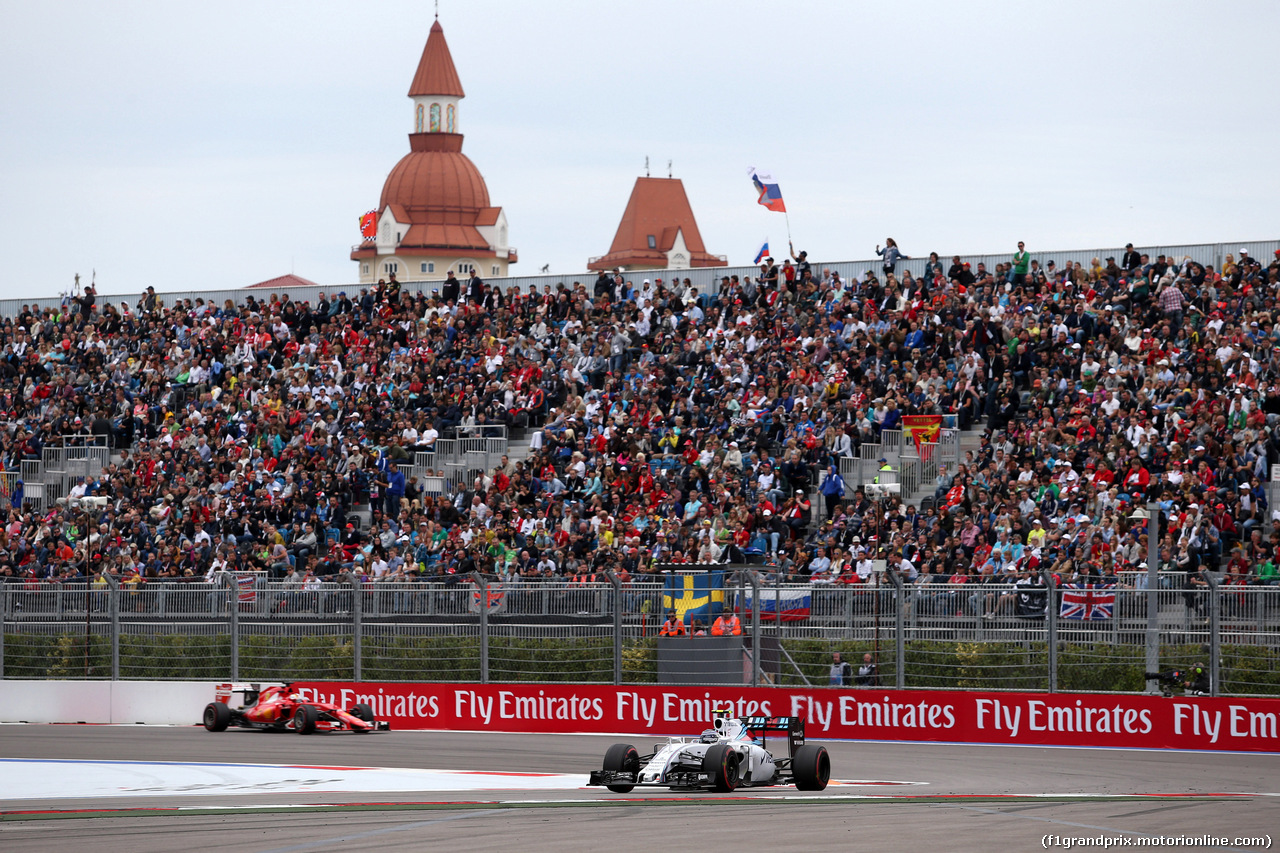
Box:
[662,570,725,625]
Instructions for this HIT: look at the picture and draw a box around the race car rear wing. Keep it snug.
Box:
[743,715,805,757]
[214,682,278,706]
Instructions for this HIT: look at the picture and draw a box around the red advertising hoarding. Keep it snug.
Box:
[293,682,1280,753]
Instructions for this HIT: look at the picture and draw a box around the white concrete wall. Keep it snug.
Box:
[0,681,221,725]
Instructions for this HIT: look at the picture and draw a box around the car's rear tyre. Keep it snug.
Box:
[293,704,317,735]
[203,702,232,732]
[701,744,740,793]
[602,743,640,793]
[792,743,830,791]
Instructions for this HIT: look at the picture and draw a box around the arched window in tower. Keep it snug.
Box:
[429,103,441,133]
[446,104,456,133]
[415,104,425,133]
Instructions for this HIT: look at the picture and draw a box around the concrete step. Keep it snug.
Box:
[504,430,538,467]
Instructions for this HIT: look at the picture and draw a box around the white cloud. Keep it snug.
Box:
[0,0,1276,297]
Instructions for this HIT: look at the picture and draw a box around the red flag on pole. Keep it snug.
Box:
[359,210,377,240]
[902,415,943,461]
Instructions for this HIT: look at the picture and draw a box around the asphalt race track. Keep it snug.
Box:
[0,726,1276,853]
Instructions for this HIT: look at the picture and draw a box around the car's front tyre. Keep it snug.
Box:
[602,743,640,793]
[293,705,318,735]
[701,744,740,793]
[350,702,375,732]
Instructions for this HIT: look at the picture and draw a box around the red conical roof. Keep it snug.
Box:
[409,20,465,98]
[588,177,726,270]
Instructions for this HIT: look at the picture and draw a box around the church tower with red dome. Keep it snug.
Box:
[351,19,515,284]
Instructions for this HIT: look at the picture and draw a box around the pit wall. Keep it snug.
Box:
[4,681,1279,752]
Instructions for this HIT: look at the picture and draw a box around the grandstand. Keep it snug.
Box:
[2,237,1279,691]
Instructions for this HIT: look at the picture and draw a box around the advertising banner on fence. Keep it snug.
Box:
[293,682,1280,753]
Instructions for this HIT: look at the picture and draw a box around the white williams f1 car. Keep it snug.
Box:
[588,712,830,793]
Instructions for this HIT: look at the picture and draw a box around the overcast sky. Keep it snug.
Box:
[2,0,1277,300]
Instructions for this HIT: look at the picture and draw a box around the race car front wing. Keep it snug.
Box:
[588,769,715,789]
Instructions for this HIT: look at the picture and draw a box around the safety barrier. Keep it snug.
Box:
[3,573,1277,696]
[287,681,1280,751]
[0,680,225,725]
[0,678,1276,752]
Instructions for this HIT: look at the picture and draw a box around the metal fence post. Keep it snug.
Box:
[1206,572,1220,697]
[1144,502,1160,693]
[350,573,363,682]
[748,571,761,688]
[108,575,120,681]
[1043,569,1057,693]
[1,586,6,679]
[473,572,489,684]
[606,571,622,685]
[774,571,782,632]
[885,568,905,689]
[223,573,239,682]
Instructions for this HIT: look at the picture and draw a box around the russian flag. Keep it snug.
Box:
[754,242,770,264]
[740,587,811,621]
[748,167,787,213]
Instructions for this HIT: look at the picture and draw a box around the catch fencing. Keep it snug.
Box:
[2,571,1276,695]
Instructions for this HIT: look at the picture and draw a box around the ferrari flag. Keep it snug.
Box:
[902,414,943,460]
[662,570,726,625]
[359,210,377,240]
[748,167,786,213]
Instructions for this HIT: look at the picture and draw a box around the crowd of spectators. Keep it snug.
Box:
[2,241,1279,613]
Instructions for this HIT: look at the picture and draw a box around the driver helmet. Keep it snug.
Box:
[700,729,719,744]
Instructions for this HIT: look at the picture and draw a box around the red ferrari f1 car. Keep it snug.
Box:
[203,683,389,734]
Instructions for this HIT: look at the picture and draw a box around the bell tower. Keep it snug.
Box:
[409,20,464,136]
[350,18,516,283]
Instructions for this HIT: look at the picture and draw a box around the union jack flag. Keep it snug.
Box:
[470,583,506,614]
[1059,583,1115,621]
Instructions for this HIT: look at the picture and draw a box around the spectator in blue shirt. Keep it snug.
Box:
[382,461,405,518]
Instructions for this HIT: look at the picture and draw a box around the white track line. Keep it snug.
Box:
[0,758,928,800]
